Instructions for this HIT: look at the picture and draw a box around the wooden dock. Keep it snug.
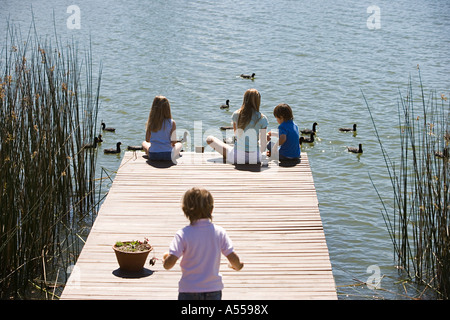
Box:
[61,151,337,300]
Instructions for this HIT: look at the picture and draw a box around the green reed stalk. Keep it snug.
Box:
[365,70,449,299]
[0,21,102,298]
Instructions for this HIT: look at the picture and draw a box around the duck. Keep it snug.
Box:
[299,133,315,144]
[339,124,357,132]
[435,148,449,159]
[347,144,363,153]
[301,122,318,135]
[220,100,230,109]
[101,122,116,132]
[127,145,143,151]
[97,134,103,143]
[104,142,122,154]
[240,73,255,79]
[82,137,99,149]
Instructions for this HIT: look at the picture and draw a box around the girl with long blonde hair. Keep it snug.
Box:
[142,96,182,162]
[206,88,268,164]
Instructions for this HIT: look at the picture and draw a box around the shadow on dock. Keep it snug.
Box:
[279,158,301,167]
[112,268,156,279]
[145,159,176,168]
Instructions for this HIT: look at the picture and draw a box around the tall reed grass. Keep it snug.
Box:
[366,70,449,299]
[0,22,102,298]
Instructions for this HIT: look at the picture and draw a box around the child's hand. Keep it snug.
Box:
[226,252,243,271]
[162,252,178,270]
[267,131,271,141]
[163,252,169,261]
[228,262,244,271]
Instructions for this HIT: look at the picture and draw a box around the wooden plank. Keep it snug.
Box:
[60,151,336,300]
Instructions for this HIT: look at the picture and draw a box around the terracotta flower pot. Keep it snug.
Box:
[113,242,153,272]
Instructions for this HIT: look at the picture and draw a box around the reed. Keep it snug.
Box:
[366,70,449,299]
[0,21,102,298]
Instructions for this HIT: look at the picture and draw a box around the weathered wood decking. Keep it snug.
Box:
[61,151,337,300]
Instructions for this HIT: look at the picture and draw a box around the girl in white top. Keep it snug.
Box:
[206,88,268,164]
[163,187,244,300]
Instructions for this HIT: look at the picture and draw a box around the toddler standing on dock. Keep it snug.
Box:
[267,103,301,161]
[163,187,244,300]
[142,95,182,163]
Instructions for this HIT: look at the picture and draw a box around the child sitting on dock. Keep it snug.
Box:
[142,95,182,163]
[206,88,268,164]
[267,103,301,161]
[163,187,244,300]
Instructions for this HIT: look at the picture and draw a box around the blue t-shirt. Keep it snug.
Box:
[149,119,173,153]
[278,120,300,158]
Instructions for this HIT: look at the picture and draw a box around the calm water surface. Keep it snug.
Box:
[2,0,449,299]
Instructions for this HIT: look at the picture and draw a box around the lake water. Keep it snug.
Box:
[2,0,449,299]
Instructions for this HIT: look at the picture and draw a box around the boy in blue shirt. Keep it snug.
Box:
[266,103,301,161]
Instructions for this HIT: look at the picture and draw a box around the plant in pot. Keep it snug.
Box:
[113,237,156,272]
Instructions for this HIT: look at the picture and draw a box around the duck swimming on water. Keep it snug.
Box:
[301,122,318,135]
[339,124,357,132]
[299,133,315,144]
[101,122,116,132]
[104,142,122,154]
[220,100,230,109]
[435,147,449,159]
[83,137,99,149]
[347,144,363,153]
[240,73,255,79]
